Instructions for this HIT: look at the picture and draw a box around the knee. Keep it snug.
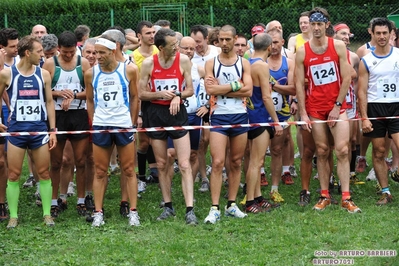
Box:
[316,145,329,158]
[156,158,167,171]
[271,145,283,157]
[230,157,242,169]
[122,165,135,178]
[178,160,191,172]
[95,165,108,179]
[335,144,349,157]
[302,146,315,161]
[373,147,386,159]
[211,158,224,171]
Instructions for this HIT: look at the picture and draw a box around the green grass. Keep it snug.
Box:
[1,131,399,265]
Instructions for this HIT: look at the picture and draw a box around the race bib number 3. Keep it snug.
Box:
[377,78,398,99]
[310,62,337,86]
[16,100,41,121]
[271,91,283,111]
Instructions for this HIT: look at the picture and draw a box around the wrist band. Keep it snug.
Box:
[231,81,242,92]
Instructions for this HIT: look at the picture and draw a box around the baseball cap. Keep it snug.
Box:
[251,26,265,36]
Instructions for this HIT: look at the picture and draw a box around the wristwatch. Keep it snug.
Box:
[335,101,342,107]
[174,90,182,97]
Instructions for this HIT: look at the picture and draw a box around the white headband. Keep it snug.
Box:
[96,38,116,50]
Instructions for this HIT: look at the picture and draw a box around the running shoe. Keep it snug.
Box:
[289,165,298,177]
[185,209,198,225]
[92,212,105,227]
[281,172,294,185]
[157,207,176,221]
[206,165,212,176]
[120,201,129,217]
[298,190,311,207]
[146,174,159,184]
[366,168,376,181]
[245,202,262,214]
[225,203,247,218]
[128,210,140,226]
[173,161,180,173]
[67,182,76,197]
[341,198,361,213]
[110,165,121,175]
[50,205,61,218]
[0,203,8,221]
[260,173,268,186]
[258,198,279,211]
[44,215,55,227]
[204,206,220,224]
[23,175,36,188]
[313,196,331,211]
[7,218,18,229]
[376,193,393,206]
[270,190,284,202]
[390,169,399,183]
[199,180,210,192]
[138,180,147,193]
[375,182,382,195]
[355,156,367,173]
[58,198,68,211]
[76,204,87,216]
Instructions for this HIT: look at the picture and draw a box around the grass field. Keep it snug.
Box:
[1,127,399,265]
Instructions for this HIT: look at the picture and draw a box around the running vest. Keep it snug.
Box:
[8,65,47,124]
[304,37,346,111]
[184,64,207,114]
[192,45,219,67]
[150,52,184,106]
[268,56,291,121]
[247,58,272,123]
[295,34,307,51]
[91,62,132,127]
[210,55,246,115]
[362,46,399,103]
[51,55,85,110]
[133,46,159,71]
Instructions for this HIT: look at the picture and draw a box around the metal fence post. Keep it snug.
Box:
[110,8,114,27]
[4,13,8,28]
[210,6,214,27]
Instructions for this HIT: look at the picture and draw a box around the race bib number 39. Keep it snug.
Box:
[310,62,337,86]
[377,77,398,99]
[16,100,41,121]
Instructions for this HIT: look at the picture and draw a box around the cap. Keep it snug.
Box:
[251,26,265,36]
[334,23,354,38]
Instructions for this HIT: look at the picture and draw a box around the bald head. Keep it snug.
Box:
[266,20,283,33]
[31,25,47,39]
[179,36,196,60]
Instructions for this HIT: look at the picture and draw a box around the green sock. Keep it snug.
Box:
[6,181,20,218]
[40,179,52,217]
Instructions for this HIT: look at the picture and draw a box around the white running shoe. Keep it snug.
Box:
[138,180,146,193]
[206,165,212,176]
[67,182,76,197]
[225,203,247,218]
[289,165,298,177]
[92,212,105,227]
[366,168,376,181]
[128,210,140,226]
[204,206,220,224]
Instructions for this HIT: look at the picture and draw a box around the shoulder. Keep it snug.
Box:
[42,57,55,69]
[126,63,139,73]
[80,57,91,69]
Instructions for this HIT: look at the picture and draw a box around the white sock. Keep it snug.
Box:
[282,166,290,173]
[260,167,265,174]
[51,199,58,206]
[271,186,278,192]
[77,198,85,204]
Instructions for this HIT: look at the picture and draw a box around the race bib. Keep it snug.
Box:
[16,99,41,121]
[377,77,399,99]
[55,83,82,106]
[271,91,283,111]
[310,62,337,86]
[97,85,123,108]
[154,78,179,92]
[184,95,199,113]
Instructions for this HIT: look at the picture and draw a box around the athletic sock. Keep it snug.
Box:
[260,167,265,174]
[6,181,20,218]
[59,194,67,200]
[147,145,156,164]
[271,186,278,192]
[255,196,264,203]
[382,187,391,195]
[77,198,85,205]
[282,166,290,173]
[51,199,58,206]
[212,205,220,210]
[355,144,360,157]
[85,191,93,196]
[164,202,173,209]
[227,200,235,209]
[186,206,193,214]
[341,191,351,200]
[246,200,255,207]
[321,190,330,198]
[350,150,357,172]
[137,151,147,176]
[39,179,52,217]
